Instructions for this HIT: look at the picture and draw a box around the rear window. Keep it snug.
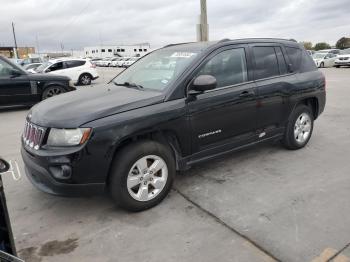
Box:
[253,46,280,79]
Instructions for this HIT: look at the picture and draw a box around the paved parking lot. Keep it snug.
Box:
[1,67,350,262]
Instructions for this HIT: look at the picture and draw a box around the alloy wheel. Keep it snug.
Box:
[45,87,62,98]
[127,155,168,202]
[294,113,312,144]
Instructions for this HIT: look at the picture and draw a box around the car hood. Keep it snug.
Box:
[336,54,350,58]
[29,84,164,128]
[27,72,70,81]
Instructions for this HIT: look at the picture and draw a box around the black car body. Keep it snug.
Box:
[0,56,75,108]
[21,38,326,210]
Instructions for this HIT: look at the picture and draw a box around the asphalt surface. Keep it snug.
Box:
[0,67,349,262]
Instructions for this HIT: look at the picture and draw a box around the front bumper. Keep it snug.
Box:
[21,147,105,196]
[335,61,350,66]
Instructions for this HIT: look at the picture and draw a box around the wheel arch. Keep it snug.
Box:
[105,129,185,185]
[291,97,319,120]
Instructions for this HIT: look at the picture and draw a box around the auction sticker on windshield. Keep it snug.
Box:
[171,52,196,58]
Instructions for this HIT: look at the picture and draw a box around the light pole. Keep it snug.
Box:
[11,22,19,58]
[197,0,209,42]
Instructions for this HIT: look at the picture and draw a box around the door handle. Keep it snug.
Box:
[239,90,255,97]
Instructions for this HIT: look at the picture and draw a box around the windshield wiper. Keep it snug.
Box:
[114,82,144,90]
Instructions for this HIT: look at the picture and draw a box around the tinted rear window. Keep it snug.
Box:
[65,60,86,68]
[253,46,280,79]
[300,50,318,72]
[285,47,302,71]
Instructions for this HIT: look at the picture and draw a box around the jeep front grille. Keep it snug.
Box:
[23,121,46,150]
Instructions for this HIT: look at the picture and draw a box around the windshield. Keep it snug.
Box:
[313,53,326,59]
[340,49,350,55]
[35,61,52,72]
[112,49,199,91]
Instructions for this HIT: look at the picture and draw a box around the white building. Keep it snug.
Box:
[84,43,151,58]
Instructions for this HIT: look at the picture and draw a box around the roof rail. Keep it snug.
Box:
[288,39,298,42]
[163,42,195,48]
[218,38,231,43]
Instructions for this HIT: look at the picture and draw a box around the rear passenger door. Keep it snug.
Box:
[63,60,86,82]
[250,44,295,136]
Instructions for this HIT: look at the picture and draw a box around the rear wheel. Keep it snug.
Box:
[320,62,324,68]
[335,65,340,68]
[282,104,314,150]
[79,73,92,85]
[108,140,175,212]
[42,86,65,100]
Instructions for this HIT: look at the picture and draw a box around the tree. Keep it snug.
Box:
[314,42,331,51]
[300,41,313,50]
[335,37,350,49]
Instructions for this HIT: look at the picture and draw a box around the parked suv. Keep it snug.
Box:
[0,56,75,108]
[34,58,99,85]
[21,39,326,211]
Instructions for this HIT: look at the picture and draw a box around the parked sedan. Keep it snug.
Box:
[34,58,99,85]
[97,58,114,67]
[312,52,337,68]
[0,56,75,108]
[23,62,42,72]
[116,57,131,67]
[123,57,138,68]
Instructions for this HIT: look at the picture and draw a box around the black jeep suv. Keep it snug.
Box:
[21,39,326,211]
[0,56,75,108]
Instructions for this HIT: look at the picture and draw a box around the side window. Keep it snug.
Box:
[300,51,317,72]
[64,60,86,68]
[48,62,64,72]
[197,48,248,88]
[253,46,279,79]
[285,47,302,72]
[0,59,15,77]
[275,47,288,75]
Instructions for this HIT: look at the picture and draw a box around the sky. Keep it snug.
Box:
[0,0,349,51]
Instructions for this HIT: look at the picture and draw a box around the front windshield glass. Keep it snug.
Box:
[313,53,326,59]
[35,61,52,72]
[112,49,198,91]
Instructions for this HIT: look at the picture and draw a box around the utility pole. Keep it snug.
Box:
[11,22,19,58]
[196,0,209,42]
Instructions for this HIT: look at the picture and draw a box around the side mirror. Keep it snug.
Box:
[0,158,10,174]
[10,69,22,78]
[45,68,51,73]
[189,75,217,94]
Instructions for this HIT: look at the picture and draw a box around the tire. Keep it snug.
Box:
[320,62,324,68]
[282,104,314,150]
[79,73,92,85]
[108,140,175,212]
[335,65,340,68]
[42,86,65,100]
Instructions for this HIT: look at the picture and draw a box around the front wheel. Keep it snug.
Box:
[282,105,314,150]
[319,62,324,68]
[108,140,175,212]
[42,86,65,100]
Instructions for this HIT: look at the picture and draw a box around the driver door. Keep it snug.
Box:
[186,45,258,160]
[0,58,32,106]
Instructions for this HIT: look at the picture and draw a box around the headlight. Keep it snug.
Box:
[47,128,91,146]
